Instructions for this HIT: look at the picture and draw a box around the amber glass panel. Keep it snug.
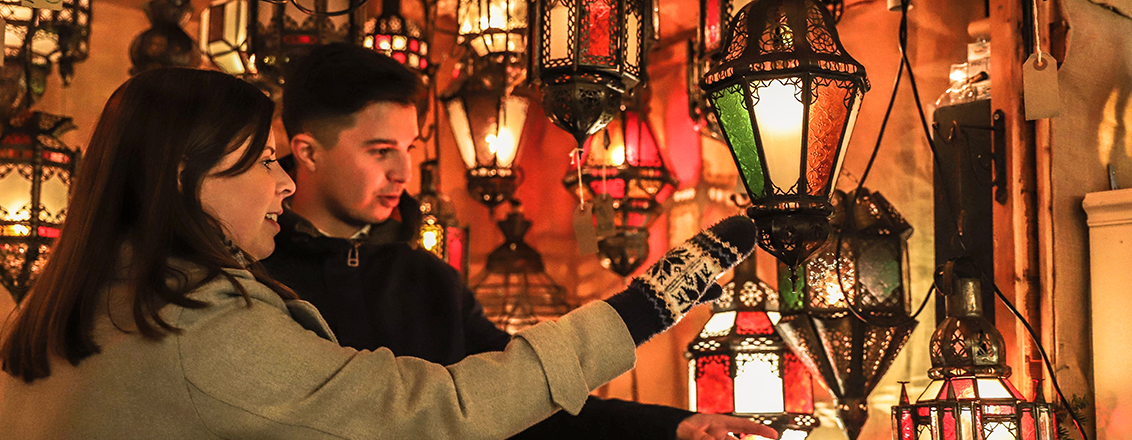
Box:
[696,355,735,414]
[711,84,766,198]
[805,79,851,196]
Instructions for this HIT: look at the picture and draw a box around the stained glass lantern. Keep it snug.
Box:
[530,0,651,146]
[255,0,363,85]
[0,112,79,303]
[891,275,1056,440]
[686,0,754,139]
[442,57,532,209]
[701,0,869,270]
[561,109,677,276]
[1,0,91,92]
[775,189,917,440]
[416,160,469,281]
[457,0,526,58]
[199,0,255,76]
[363,0,429,77]
[470,201,571,333]
[687,255,819,439]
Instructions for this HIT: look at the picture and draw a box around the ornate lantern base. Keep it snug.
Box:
[540,73,623,145]
[747,200,833,273]
[597,230,650,278]
[466,167,518,209]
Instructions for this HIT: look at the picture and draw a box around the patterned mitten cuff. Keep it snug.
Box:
[606,216,757,345]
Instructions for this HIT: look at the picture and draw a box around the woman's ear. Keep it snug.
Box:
[290,134,320,173]
[177,163,185,193]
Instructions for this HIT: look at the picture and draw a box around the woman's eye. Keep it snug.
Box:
[261,159,278,169]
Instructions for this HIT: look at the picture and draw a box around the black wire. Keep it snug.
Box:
[272,0,370,17]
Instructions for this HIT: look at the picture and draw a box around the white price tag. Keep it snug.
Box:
[1023,52,1061,120]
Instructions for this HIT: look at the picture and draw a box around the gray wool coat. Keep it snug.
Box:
[0,268,637,439]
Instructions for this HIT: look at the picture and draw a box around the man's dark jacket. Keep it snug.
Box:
[261,194,692,439]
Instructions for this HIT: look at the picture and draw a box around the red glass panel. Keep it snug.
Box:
[938,382,950,400]
[952,378,975,399]
[589,179,626,199]
[1,133,32,144]
[942,408,957,440]
[624,112,662,167]
[704,0,721,52]
[1022,409,1036,440]
[43,151,70,164]
[805,80,851,196]
[393,52,407,63]
[376,35,391,46]
[409,39,419,51]
[1004,380,1025,399]
[736,311,774,335]
[696,355,734,414]
[918,406,930,417]
[446,226,465,275]
[783,351,813,413]
[626,212,646,228]
[901,411,914,440]
[984,405,1016,415]
[420,58,428,69]
[37,226,60,238]
[583,0,613,59]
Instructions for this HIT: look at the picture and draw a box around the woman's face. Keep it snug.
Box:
[200,133,295,261]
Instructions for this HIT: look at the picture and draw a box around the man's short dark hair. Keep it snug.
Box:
[282,43,425,144]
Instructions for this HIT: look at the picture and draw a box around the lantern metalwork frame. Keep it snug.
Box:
[200,0,255,76]
[687,255,819,439]
[891,275,1056,440]
[0,112,79,303]
[700,0,869,269]
[253,0,364,85]
[456,0,527,58]
[1,0,91,96]
[561,108,677,277]
[774,189,917,440]
[363,0,429,77]
[470,201,571,333]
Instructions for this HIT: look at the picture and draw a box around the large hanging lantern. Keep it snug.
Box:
[470,201,571,333]
[891,274,1056,440]
[415,160,469,280]
[687,255,819,439]
[456,0,526,58]
[200,0,256,76]
[362,0,429,78]
[561,108,677,277]
[0,112,79,303]
[701,0,868,270]
[254,0,363,85]
[530,0,651,145]
[686,0,754,139]
[441,57,532,209]
[775,189,917,440]
[1,0,91,100]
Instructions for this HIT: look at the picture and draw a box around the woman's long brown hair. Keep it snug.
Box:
[1,68,297,382]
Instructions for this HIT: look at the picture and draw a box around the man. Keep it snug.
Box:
[262,43,765,440]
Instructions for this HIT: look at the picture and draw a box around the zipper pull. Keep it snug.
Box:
[347,242,360,267]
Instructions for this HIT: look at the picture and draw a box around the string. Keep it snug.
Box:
[1031,0,1044,64]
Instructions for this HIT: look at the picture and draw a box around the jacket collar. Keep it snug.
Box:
[279,191,421,246]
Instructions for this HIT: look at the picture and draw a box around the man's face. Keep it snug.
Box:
[315,101,418,227]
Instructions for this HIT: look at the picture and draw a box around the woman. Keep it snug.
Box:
[0,69,772,439]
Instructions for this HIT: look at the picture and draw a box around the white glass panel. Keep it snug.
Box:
[734,352,783,413]
[548,3,571,60]
[223,0,248,47]
[0,168,32,221]
[960,408,974,440]
[731,0,755,17]
[765,311,781,325]
[829,89,861,191]
[625,13,639,69]
[751,79,804,193]
[1039,410,1053,440]
[445,99,477,169]
[916,425,933,440]
[779,430,808,440]
[212,51,246,75]
[700,311,736,338]
[918,380,944,403]
[985,422,1016,440]
[492,95,529,167]
[688,360,698,411]
[976,378,1012,399]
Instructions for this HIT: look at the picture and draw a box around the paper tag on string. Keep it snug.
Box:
[573,202,599,255]
[22,0,63,10]
[593,194,616,238]
[1023,52,1061,120]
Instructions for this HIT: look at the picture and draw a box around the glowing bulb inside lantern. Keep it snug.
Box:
[610,144,626,166]
[422,230,439,251]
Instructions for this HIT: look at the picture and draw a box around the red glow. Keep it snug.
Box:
[783,351,813,413]
[918,406,930,417]
[736,311,774,335]
[626,212,646,228]
[901,411,914,440]
[38,226,59,238]
[283,34,318,45]
[805,81,850,196]
[1,133,32,144]
[589,179,626,200]
[696,355,734,414]
[705,0,721,52]
[393,52,407,63]
[446,226,464,275]
[409,39,419,51]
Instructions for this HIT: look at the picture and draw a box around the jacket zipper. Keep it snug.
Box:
[347,241,360,267]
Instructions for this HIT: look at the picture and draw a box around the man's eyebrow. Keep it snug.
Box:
[362,139,399,146]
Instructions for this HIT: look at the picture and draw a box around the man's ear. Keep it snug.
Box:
[290,133,321,173]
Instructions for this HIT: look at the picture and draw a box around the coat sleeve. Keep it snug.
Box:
[460,284,515,355]
[173,283,636,440]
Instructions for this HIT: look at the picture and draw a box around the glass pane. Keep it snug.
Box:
[700,310,737,338]
[918,380,944,403]
[830,88,862,192]
[984,405,1015,415]
[625,11,640,69]
[976,378,1012,399]
[689,360,698,411]
[985,422,1017,440]
[582,0,614,63]
[1021,409,1036,440]
[0,165,32,222]
[588,178,625,200]
[704,0,721,52]
[548,2,572,60]
[711,84,765,198]
[494,95,529,168]
[805,79,851,196]
[39,167,69,224]
[783,351,813,413]
[736,311,774,335]
[735,352,783,413]
[751,78,804,194]
[943,408,957,440]
[960,408,974,440]
[696,354,734,414]
[445,99,477,168]
[1039,410,1053,440]
[952,378,975,399]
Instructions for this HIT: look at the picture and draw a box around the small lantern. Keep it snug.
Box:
[1,0,92,87]
[687,254,818,439]
[891,274,1056,440]
[129,0,201,75]
[561,108,677,276]
[200,0,255,76]
[456,0,526,57]
[254,0,363,85]
[530,0,651,144]
[775,189,917,440]
[441,57,532,209]
[701,0,869,270]
[415,160,469,281]
[0,112,79,303]
[363,0,429,77]
[471,201,571,333]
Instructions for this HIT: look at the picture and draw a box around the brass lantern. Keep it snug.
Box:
[0,112,79,303]
[470,201,571,333]
[687,255,819,439]
[200,0,255,76]
[363,0,429,77]
[254,0,364,85]
[775,189,917,440]
[441,57,532,209]
[701,0,868,270]
[1,0,91,91]
[891,275,1056,440]
[456,0,526,58]
[530,0,651,145]
[561,108,677,277]
[416,160,469,281]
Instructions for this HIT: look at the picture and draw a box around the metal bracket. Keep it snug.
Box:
[991,110,1007,205]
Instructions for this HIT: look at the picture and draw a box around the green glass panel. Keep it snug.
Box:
[711,85,765,198]
[777,262,804,313]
